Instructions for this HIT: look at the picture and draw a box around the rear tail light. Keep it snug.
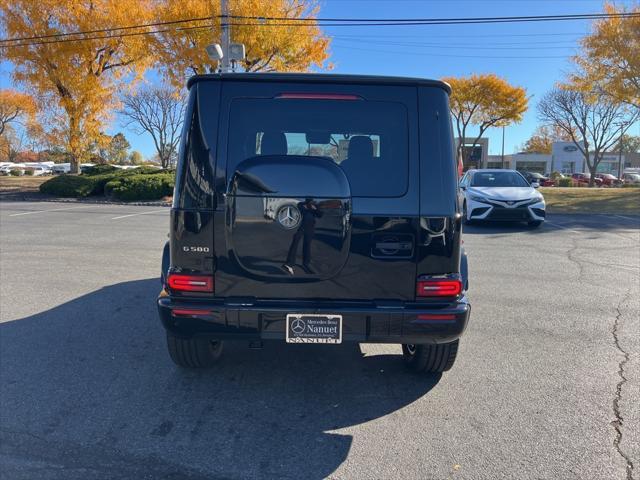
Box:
[416,314,456,321]
[171,308,212,317]
[167,274,214,293]
[416,277,462,297]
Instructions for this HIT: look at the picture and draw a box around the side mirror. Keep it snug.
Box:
[531,182,540,189]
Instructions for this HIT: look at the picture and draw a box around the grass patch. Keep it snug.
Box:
[540,187,640,215]
[0,176,50,194]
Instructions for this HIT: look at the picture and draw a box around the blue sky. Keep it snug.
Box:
[318,0,638,156]
[2,0,639,158]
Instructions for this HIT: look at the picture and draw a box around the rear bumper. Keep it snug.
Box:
[158,294,471,345]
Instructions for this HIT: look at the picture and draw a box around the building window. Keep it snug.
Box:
[462,145,483,170]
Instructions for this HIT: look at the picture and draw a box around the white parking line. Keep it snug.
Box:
[611,214,639,222]
[8,205,91,217]
[545,221,582,234]
[111,209,167,220]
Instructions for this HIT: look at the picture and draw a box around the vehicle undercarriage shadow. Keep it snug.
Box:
[0,279,441,479]
[462,214,639,235]
[462,221,547,235]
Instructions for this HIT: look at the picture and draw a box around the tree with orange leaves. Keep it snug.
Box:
[520,125,573,154]
[1,1,331,173]
[443,74,528,165]
[570,3,640,109]
[0,89,36,136]
[152,0,331,86]
[1,0,157,172]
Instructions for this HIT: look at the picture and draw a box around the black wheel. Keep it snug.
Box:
[528,220,543,228]
[166,332,223,368]
[402,340,459,373]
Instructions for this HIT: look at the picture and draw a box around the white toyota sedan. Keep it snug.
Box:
[459,169,546,227]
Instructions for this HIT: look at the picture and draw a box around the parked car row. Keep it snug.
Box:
[568,172,603,187]
[622,172,640,185]
[50,163,98,174]
[0,162,56,176]
[0,162,162,176]
[594,173,624,187]
[518,170,637,187]
[520,171,555,187]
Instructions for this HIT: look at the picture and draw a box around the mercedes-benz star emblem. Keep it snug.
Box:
[277,205,301,230]
[291,317,306,335]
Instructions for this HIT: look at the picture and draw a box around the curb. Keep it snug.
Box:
[0,193,171,207]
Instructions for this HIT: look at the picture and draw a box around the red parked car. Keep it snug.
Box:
[521,171,555,186]
[571,173,603,187]
[594,173,623,187]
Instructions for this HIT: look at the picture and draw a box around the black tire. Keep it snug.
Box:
[402,340,459,373]
[166,332,223,368]
[528,220,543,228]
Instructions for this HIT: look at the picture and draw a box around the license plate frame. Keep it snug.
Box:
[285,314,342,344]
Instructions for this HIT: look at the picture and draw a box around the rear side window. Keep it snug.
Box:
[174,95,215,209]
[227,98,409,197]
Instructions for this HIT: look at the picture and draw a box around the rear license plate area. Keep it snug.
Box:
[286,314,342,344]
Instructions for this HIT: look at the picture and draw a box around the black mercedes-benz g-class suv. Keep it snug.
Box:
[158,73,470,374]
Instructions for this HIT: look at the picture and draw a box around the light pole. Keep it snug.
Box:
[207,0,245,72]
[220,0,231,73]
[614,122,626,179]
[501,125,505,169]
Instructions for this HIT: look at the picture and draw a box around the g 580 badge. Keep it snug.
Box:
[182,246,210,253]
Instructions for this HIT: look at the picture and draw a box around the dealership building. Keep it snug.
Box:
[459,138,639,175]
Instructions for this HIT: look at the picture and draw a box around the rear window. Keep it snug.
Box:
[227,98,409,197]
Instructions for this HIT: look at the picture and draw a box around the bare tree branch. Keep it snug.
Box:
[119,85,186,168]
[538,87,638,185]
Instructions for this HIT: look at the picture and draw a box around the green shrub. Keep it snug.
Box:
[39,168,174,199]
[130,165,165,175]
[87,173,123,195]
[83,164,119,176]
[550,171,563,181]
[558,177,573,187]
[9,169,22,176]
[105,173,174,201]
[23,168,35,176]
[39,175,96,197]
[83,164,163,177]
[82,167,168,195]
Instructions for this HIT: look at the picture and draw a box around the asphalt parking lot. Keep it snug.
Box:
[1,201,638,480]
